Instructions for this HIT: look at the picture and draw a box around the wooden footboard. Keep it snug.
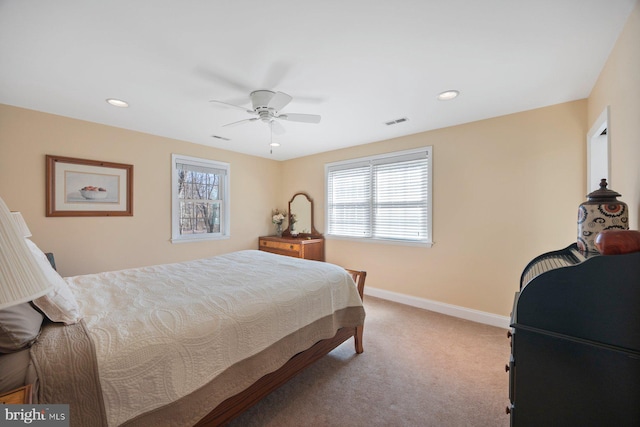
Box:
[195,269,366,427]
[194,326,362,426]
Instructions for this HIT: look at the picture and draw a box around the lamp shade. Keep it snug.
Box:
[11,212,32,238]
[0,197,53,309]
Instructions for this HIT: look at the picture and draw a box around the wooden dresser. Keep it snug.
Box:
[0,384,32,404]
[259,236,324,261]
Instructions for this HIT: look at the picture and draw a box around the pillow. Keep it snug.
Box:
[0,303,44,353]
[25,240,81,325]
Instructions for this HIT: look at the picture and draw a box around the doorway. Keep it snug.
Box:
[586,106,610,193]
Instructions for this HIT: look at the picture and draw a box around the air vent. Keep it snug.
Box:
[211,135,230,141]
[385,117,409,126]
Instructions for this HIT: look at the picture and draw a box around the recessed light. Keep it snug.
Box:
[437,90,459,101]
[106,98,129,108]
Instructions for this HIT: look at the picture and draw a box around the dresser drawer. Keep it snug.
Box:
[260,239,301,253]
[258,236,324,261]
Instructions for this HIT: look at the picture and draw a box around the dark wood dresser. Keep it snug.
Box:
[258,236,324,261]
[507,243,640,426]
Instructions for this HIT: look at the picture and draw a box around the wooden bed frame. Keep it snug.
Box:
[195,269,367,426]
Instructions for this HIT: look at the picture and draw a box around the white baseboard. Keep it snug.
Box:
[364,287,511,329]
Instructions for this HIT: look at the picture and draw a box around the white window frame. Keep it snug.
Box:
[171,154,230,243]
[325,146,433,247]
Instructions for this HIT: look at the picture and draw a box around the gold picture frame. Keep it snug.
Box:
[46,155,133,217]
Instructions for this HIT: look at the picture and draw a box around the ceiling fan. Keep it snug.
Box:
[209,90,321,134]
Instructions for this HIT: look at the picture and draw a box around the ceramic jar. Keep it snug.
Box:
[577,179,628,253]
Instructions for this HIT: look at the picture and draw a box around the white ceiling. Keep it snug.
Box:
[0,1,635,161]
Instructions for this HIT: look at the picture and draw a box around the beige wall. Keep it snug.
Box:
[588,0,640,229]
[0,105,281,277]
[0,101,593,318]
[283,100,587,316]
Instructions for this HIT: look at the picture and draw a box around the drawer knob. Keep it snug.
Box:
[290,245,294,249]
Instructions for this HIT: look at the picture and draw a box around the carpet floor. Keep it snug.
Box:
[226,296,511,427]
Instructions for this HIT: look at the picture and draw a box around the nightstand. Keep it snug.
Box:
[0,384,33,404]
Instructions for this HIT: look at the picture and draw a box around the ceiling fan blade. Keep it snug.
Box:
[195,66,253,93]
[270,120,286,135]
[223,118,259,127]
[278,113,321,124]
[262,61,291,89]
[224,96,251,106]
[209,100,255,114]
[268,91,292,111]
[292,94,324,104]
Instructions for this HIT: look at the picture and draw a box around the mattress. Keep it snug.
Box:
[30,250,365,426]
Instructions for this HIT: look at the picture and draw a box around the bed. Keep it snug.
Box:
[0,243,366,426]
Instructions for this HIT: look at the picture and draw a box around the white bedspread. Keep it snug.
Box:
[64,250,363,426]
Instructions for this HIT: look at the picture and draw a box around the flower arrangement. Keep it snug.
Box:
[272,208,286,237]
[272,209,286,225]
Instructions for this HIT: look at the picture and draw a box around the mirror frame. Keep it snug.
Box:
[283,192,322,238]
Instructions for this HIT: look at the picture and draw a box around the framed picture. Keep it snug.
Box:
[46,155,133,217]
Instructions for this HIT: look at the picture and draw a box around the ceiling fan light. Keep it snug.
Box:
[106,98,129,108]
[437,90,459,101]
[269,142,280,147]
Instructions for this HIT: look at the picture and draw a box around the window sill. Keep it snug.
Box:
[171,235,230,244]
[325,235,433,248]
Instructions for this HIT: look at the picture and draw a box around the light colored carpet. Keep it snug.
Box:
[227,296,511,427]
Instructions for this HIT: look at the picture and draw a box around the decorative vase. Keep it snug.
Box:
[577,179,628,253]
[275,222,282,237]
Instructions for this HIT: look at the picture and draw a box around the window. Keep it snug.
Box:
[325,147,432,246]
[171,154,230,242]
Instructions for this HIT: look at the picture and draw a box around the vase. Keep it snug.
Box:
[275,223,282,237]
[577,179,628,253]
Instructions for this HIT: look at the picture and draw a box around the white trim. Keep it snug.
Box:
[170,235,230,243]
[324,146,433,245]
[326,234,433,248]
[325,146,430,168]
[364,286,511,329]
[171,153,231,242]
[586,106,610,193]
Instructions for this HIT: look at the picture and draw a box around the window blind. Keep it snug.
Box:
[326,148,431,243]
[175,161,227,177]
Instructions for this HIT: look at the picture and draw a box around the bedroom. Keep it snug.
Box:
[1,0,639,425]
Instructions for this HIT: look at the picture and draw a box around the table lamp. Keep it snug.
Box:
[0,197,52,309]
